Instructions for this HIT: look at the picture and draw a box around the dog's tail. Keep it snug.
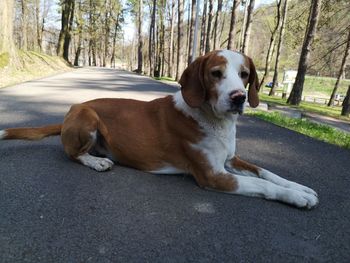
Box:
[0,124,62,141]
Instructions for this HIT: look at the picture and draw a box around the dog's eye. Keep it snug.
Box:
[211,70,223,78]
[240,71,249,79]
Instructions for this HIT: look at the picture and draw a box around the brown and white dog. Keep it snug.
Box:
[0,50,318,209]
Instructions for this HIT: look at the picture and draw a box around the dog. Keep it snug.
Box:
[0,50,318,209]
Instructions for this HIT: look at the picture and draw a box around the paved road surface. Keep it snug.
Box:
[1,68,350,262]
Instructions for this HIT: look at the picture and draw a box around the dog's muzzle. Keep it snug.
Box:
[228,91,246,114]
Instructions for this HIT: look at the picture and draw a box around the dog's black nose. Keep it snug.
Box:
[230,90,246,105]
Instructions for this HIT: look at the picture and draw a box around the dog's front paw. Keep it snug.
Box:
[281,189,319,209]
[92,158,114,172]
[290,182,318,197]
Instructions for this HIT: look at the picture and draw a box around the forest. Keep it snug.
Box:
[0,0,350,115]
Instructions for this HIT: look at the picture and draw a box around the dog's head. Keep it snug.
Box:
[179,50,259,116]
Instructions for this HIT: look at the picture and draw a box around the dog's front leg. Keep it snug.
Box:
[221,156,319,208]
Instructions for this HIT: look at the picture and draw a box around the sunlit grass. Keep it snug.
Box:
[259,94,350,121]
[247,111,350,149]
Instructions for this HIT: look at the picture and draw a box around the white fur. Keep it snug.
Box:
[233,175,318,209]
[77,153,114,172]
[214,50,247,114]
[174,91,237,174]
[0,130,7,140]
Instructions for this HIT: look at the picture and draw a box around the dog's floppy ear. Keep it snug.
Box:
[247,57,260,108]
[179,56,207,108]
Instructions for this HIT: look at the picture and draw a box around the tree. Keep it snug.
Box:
[259,0,283,90]
[137,0,143,73]
[270,0,289,96]
[20,0,28,51]
[187,0,196,65]
[327,27,350,106]
[241,0,255,54]
[205,0,214,53]
[148,0,156,76]
[167,0,175,77]
[212,0,223,50]
[287,0,322,105]
[73,0,83,66]
[199,0,208,55]
[341,85,350,116]
[227,0,240,50]
[57,0,75,62]
[0,0,17,66]
[176,0,185,81]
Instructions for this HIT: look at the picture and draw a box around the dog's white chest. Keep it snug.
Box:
[193,116,237,172]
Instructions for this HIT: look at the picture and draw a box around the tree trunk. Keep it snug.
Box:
[287,0,322,106]
[212,0,223,50]
[20,0,28,51]
[241,0,255,54]
[259,0,282,90]
[176,0,185,81]
[149,0,156,77]
[328,28,350,106]
[74,0,83,66]
[57,0,75,62]
[35,0,41,51]
[270,0,289,96]
[199,0,208,55]
[167,0,175,77]
[341,85,350,116]
[137,0,143,73]
[0,0,15,58]
[205,0,214,53]
[111,14,120,68]
[187,0,196,65]
[239,1,248,51]
[227,0,240,50]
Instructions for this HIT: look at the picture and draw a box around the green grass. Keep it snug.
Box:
[0,52,9,69]
[154,76,176,82]
[247,111,350,149]
[258,71,350,97]
[259,94,350,121]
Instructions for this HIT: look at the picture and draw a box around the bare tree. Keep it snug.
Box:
[188,0,196,65]
[0,0,15,57]
[176,0,185,81]
[205,0,214,53]
[328,27,350,106]
[227,0,240,50]
[287,0,322,105]
[149,0,156,76]
[341,85,350,116]
[270,0,289,96]
[167,0,175,77]
[241,0,255,54]
[200,0,208,55]
[20,0,28,51]
[212,0,223,49]
[259,0,283,90]
[57,0,75,62]
[137,0,143,73]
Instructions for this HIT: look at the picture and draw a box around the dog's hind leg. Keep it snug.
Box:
[61,104,114,172]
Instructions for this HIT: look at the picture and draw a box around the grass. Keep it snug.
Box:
[259,93,350,121]
[0,50,71,88]
[0,52,9,69]
[247,110,350,149]
[154,76,176,82]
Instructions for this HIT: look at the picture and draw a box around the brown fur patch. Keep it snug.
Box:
[231,156,260,176]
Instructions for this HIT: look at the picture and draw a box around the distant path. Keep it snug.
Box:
[1,68,350,262]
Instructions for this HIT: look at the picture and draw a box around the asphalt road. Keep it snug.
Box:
[1,68,350,262]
